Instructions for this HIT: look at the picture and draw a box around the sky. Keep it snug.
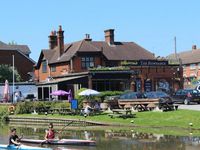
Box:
[1,0,200,62]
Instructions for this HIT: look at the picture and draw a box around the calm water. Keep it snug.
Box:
[1,123,200,150]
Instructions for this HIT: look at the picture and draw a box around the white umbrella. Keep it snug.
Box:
[78,89,100,96]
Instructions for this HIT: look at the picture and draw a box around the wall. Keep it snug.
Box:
[0,82,37,100]
[0,50,35,81]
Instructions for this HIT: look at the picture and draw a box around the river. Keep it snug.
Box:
[1,123,200,150]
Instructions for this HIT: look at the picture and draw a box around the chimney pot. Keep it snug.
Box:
[49,30,57,49]
[192,45,197,50]
[57,25,64,56]
[104,29,115,45]
[84,34,92,41]
[59,25,62,31]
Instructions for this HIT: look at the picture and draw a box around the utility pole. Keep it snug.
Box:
[174,36,177,60]
[12,55,15,103]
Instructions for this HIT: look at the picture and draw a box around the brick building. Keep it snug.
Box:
[35,26,182,100]
[0,41,35,81]
[168,45,200,88]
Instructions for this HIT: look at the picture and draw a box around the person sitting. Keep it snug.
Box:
[44,123,63,140]
[9,128,23,146]
[94,101,100,111]
[44,123,56,140]
[82,104,93,116]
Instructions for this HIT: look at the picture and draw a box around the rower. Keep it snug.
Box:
[44,123,55,140]
[9,128,23,146]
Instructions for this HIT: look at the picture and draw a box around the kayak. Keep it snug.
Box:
[20,139,96,146]
[0,144,52,150]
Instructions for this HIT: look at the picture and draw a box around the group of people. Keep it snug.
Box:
[9,123,59,146]
[81,101,101,116]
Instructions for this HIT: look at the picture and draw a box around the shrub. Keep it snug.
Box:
[0,106,9,122]
[15,101,33,114]
[99,91,124,101]
[75,89,124,108]
[74,88,87,108]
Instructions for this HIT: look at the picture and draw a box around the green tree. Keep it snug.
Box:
[0,64,21,82]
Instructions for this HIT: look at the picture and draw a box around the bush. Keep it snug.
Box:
[99,91,124,101]
[15,101,33,114]
[0,106,9,122]
[75,88,87,108]
[14,101,71,114]
[75,89,124,108]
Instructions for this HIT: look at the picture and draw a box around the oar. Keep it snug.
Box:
[57,121,73,139]
[41,121,73,145]
[16,144,21,150]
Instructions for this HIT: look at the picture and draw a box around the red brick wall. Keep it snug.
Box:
[35,55,102,82]
[183,64,199,78]
[36,62,70,82]
[0,50,35,81]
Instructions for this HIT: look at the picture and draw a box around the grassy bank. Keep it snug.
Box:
[7,109,200,136]
[13,109,200,129]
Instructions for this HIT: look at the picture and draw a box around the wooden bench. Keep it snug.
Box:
[108,109,136,119]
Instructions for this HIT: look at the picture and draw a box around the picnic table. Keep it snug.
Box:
[108,109,135,119]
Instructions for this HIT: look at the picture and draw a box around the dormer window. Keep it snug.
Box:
[81,57,94,69]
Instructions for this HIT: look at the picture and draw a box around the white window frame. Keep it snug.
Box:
[190,64,196,70]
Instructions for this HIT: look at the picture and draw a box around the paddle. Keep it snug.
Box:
[57,121,73,139]
[41,121,73,145]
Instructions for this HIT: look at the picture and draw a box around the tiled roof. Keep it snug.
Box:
[167,49,200,64]
[0,41,31,55]
[41,40,155,65]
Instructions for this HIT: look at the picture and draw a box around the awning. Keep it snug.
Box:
[37,75,88,86]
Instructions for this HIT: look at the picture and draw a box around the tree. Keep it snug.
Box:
[0,64,21,83]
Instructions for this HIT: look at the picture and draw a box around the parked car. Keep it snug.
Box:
[119,91,173,110]
[119,92,146,100]
[144,91,173,109]
[172,89,200,105]
[144,91,173,103]
[195,84,200,92]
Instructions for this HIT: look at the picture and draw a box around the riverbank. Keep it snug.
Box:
[8,109,200,131]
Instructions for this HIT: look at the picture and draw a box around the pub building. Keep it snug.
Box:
[35,26,183,100]
[89,60,183,93]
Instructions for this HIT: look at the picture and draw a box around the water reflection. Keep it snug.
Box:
[1,123,200,150]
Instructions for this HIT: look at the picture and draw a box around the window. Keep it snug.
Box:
[42,61,47,73]
[182,65,186,70]
[51,66,56,72]
[81,57,94,69]
[190,64,196,70]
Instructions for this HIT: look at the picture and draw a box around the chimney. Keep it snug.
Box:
[84,34,92,41]
[57,25,64,56]
[104,29,115,45]
[192,45,197,50]
[48,31,57,49]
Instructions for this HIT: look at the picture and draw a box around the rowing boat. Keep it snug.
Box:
[20,139,96,146]
[0,144,52,150]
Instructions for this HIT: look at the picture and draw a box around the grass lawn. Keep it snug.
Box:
[13,109,200,129]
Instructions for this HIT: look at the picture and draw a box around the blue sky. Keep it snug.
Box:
[1,0,200,61]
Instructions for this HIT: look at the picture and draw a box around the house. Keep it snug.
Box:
[0,41,35,81]
[167,45,200,88]
[35,26,182,100]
